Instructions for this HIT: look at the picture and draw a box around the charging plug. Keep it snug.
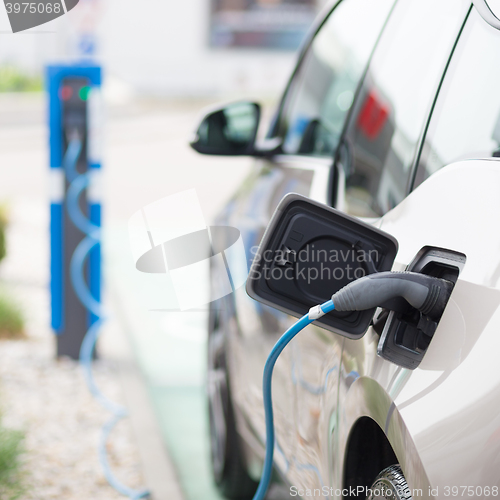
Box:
[332,271,453,321]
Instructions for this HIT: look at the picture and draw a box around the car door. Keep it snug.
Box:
[369,8,500,494]
[224,0,397,478]
[286,0,472,493]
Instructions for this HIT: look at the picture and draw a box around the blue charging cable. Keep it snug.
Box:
[65,132,453,500]
[63,136,150,500]
[253,300,335,500]
[251,261,455,499]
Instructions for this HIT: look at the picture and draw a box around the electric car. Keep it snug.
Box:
[191,0,500,498]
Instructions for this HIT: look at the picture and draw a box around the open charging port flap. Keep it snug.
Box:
[246,193,398,339]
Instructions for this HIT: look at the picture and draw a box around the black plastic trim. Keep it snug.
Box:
[377,246,466,369]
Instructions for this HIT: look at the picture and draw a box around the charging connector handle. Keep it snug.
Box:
[254,271,454,500]
[332,271,453,320]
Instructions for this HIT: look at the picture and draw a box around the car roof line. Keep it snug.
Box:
[472,0,500,29]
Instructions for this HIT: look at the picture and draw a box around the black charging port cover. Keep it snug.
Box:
[246,193,398,339]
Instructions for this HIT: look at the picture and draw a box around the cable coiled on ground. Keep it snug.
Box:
[64,137,150,500]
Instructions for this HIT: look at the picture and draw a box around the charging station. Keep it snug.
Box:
[48,64,102,359]
[47,64,149,500]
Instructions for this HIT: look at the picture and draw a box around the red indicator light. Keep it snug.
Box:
[357,90,389,140]
[60,86,73,101]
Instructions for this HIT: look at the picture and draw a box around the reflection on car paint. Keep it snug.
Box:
[293,458,329,497]
[291,360,339,395]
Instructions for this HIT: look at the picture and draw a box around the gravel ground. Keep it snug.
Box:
[0,198,146,500]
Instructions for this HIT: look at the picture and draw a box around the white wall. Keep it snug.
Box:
[0,5,69,73]
[0,0,317,98]
[98,0,301,98]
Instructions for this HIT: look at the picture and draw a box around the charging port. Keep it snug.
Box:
[377,246,466,369]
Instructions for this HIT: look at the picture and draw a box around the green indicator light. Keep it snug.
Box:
[79,86,91,101]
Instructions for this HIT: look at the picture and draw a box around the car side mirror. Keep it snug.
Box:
[190,101,282,157]
[246,193,398,339]
[189,101,260,156]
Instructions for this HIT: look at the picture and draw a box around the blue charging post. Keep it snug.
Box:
[48,64,102,359]
[48,65,150,499]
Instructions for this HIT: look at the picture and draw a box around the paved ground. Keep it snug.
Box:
[103,98,254,500]
[0,91,297,500]
[0,92,255,500]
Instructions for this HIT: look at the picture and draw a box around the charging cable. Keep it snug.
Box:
[63,135,150,500]
[252,271,452,500]
[64,134,453,500]
[252,299,335,500]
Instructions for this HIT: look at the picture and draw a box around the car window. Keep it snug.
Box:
[339,0,469,218]
[276,0,396,157]
[414,9,500,189]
